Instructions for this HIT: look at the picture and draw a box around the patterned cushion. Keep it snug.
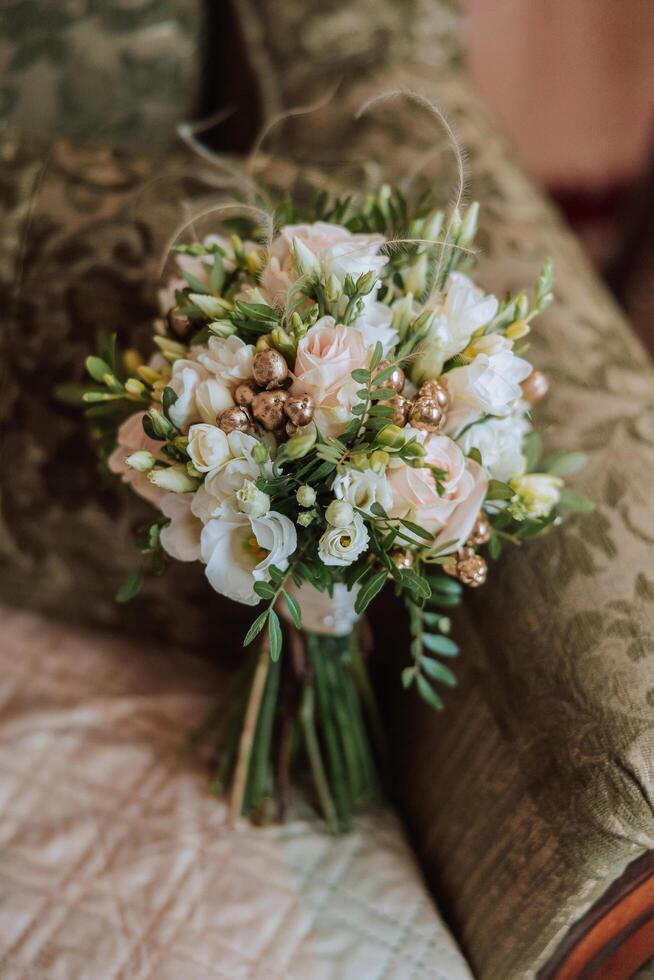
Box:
[0,0,203,145]
[0,604,474,980]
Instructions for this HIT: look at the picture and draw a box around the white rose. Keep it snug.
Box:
[510,473,563,519]
[444,348,532,436]
[332,466,393,515]
[318,513,370,567]
[457,413,531,482]
[197,335,255,385]
[168,359,210,431]
[159,493,202,561]
[201,508,297,605]
[187,424,230,473]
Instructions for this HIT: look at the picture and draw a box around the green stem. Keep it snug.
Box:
[348,633,388,772]
[300,683,339,833]
[245,653,282,814]
[308,635,352,829]
[323,645,363,803]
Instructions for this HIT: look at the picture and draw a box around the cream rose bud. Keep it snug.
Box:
[197,335,255,385]
[159,493,202,562]
[510,473,563,519]
[318,513,370,567]
[125,450,156,473]
[201,508,297,605]
[148,466,199,493]
[325,499,354,527]
[187,424,230,472]
[332,466,393,514]
[236,480,270,518]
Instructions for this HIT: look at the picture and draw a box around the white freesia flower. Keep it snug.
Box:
[168,359,210,430]
[318,513,370,567]
[351,300,399,355]
[201,508,297,604]
[457,413,531,482]
[187,424,230,473]
[197,335,255,385]
[413,273,499,381]
[445,348,532,436]
[332,466,393,515]
[236,480,271,518]
[160,493,202,561]
[193,431,269,519]
[510,473,563,519]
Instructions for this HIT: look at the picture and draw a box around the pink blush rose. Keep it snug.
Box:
[292,318,371,437]
[387,429,488,552]
[108,411,167,507]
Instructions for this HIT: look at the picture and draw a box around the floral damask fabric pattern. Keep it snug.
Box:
[0,0,202,145]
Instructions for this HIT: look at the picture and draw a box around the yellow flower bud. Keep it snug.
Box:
[369,450,390,474]
[125,378,147,399]
[506,320,530,341]
[123,348,144,375]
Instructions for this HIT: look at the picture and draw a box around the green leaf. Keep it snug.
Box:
[369,502,388,518]
[541,452,587,477]
[244,611,269,646]
[210,252,225,294]
[115,570,143,604]
[400,569,431,600]
[162,386,178,417]
[351,368,370,383]
[253,581,275,600]
[421,657,457,686]
[85,355,112,382]
[467,447,482,465]
[370,387,397,401]
[488,534,503,560]
[268,611,283,661]
[428,575,462,596]
[401,667,415,689]
[523,431,541,471]
[558,488,595,514]
[354,570,388,614]
[370,341,383,371]
[399,519,433,542]
[422,633,459,656]
[416,674,444,710]
[486,479,515,501]
[282,590,302,629]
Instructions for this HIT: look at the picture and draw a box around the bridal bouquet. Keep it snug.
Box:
[79,184,589,830]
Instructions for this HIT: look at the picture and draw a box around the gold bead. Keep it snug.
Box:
[251,389,289,431]
[467,512,491,547]
[252,349,289,390]
[218,406,252,433]
[234,380,259,408]
[285,420,314,438]
[167,306,192,339]
[390,548,414,570]
[376,360,405,393]
[387,394,412,427]
[285,393,315,427]
[419,378,450,412]
[521,369,549,405]
[456,553,488,588]
[410,396,447,432]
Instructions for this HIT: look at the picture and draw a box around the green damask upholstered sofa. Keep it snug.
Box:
[2,2,654,978]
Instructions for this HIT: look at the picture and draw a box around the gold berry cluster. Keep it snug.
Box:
[218,349,315,438]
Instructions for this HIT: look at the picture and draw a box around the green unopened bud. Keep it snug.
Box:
[147,408,173,438]
[392,293,415,336]
[356,270,377,296]
[270,326,296,361]
[208,320,237,338]
[325,274,341,303]
[377,424,405,449]
[459,201,479,247]
[404,253,429,297]
[125,378,147,399]
[296,485,317,508]
[369,450,390,474]
[297,509,317,527]
[325,499,354,527]
[402,439,427,462]
[125,450,156,473]
[282,426,317,460]
[349,451,369,471]
[289,311,304,335]
[252,443,269,464]
[515,291,529,319]
[449,207,463,237]
[230,233,244,261]
[292,236,320,278]
[409,340,444,387]
[236,479,270,518]
[148,465,198,493]
[423,209,444,242]
[188,293,230,319]
[152,335,187,358]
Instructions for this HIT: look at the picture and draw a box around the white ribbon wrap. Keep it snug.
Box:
[279,581,360,636]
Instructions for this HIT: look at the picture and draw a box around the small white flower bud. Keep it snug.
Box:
[148,466,199,493]
[292,237,321,278]
[296,485,317,508]
[236,479,271,518]
[125,450,156,473]
[325,499,354,528]
[325,274,341,303]
[297,510,316,527]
